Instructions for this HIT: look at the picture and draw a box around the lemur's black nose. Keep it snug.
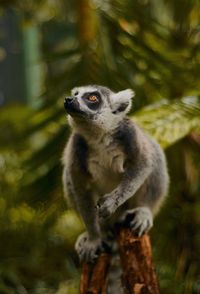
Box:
[64,97,74,109]
[64,97,74,103]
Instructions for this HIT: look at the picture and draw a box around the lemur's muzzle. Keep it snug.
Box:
[64,97,84,116]
[64,97,74,109]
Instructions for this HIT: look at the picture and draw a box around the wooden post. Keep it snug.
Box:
[80,253,111,294]
[80,229,160,294]
[117,229,160,294]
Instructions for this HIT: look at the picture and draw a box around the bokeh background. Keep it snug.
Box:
[0,0,200,293]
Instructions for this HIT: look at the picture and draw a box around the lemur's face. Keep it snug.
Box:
[64,86,103,117]
[64,85,134,129]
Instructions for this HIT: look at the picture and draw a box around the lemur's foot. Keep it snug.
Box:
[119,207,153,237]
[75,232,109,262]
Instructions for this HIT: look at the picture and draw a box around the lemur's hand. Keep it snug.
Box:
[96,193,118,220]
[75,232,107,262]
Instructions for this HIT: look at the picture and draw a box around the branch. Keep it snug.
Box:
[80,229,160,294]
[117,229,160,294]
[80,253,111,294]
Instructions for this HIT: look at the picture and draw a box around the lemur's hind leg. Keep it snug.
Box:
[118,168,168,237]
[119,207,153,237]
[75,232,110,262]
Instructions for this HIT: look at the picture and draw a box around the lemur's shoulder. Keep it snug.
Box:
[113,118,147,154]
[62,133,89,173]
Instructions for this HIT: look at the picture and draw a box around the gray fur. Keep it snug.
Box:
[62,85,169,266]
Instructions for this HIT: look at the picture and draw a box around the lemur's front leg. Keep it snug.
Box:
[96,161,153,235]
[63,167,108,262]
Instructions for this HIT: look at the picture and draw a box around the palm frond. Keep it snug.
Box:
[133,96,200,148]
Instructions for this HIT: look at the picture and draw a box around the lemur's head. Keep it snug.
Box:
[64,85,134,131]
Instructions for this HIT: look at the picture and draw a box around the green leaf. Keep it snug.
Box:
[133,96,200,148]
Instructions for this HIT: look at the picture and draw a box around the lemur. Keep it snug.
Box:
[62,85,169,264]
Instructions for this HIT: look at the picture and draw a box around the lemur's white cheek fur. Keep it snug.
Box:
[94,110,123,131]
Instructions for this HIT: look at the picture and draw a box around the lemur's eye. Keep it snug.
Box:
[88,95,98,102]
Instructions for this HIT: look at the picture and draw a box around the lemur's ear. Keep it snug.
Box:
[110,89,135,114]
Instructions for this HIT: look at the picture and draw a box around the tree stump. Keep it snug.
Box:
[117,229,160,294]
[80,229,160,294]
[80,253,111,294]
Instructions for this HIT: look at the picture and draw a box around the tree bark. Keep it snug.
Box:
[80,253,111,294]
[80,229,160,294]
[117,229,160,294]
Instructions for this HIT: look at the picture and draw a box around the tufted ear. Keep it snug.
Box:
[110,89,135,114]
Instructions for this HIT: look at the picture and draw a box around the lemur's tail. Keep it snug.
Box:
[107,241,126,294]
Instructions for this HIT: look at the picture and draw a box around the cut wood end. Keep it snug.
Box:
[133,283,149,294]
[80,253,111,294]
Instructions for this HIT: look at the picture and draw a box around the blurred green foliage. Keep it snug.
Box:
[0,0,200,293]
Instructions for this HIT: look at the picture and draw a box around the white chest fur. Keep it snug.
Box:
[88,136,125,195]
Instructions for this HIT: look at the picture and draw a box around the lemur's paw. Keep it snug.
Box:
[120,207,153,237]
[96,195,116,220]
[75,232,108,262]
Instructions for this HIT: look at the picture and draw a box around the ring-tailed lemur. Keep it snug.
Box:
[62,85,169,265]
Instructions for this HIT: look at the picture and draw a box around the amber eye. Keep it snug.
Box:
[88,95,98,102]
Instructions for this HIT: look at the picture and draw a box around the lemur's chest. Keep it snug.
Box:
[88,143,125,194]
